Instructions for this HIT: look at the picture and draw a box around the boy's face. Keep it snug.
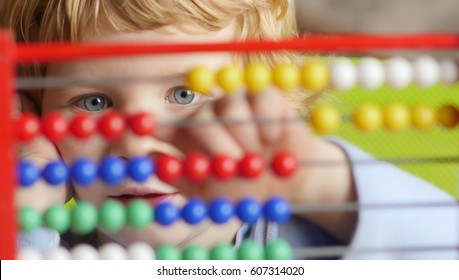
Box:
[41,24,240,247]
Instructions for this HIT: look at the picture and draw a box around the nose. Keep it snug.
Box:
[107,111,184,160]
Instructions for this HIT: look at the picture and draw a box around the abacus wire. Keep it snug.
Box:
[291,201,459,214]
[291,200,459,258]
[291,244,459,259]
[15,75,181,90]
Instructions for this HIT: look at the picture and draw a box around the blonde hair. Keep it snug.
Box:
[1,0,314,107]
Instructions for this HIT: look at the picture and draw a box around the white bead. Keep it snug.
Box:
[43,247,71,260]
[357,57,385,89]
[412,56,440,87]
[385,57,413,89]
[439,59,458,85]
[330,59,357,90]
[127,242,155,260]
[17,248,42,260]
[71,244,99,260]
[99,243,127,260]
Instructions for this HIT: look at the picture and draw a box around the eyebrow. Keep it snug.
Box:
[16,73,185,90]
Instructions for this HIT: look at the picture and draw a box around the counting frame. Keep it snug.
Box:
[1,31,459,260]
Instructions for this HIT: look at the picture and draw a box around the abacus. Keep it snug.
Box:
[1,31,459,260]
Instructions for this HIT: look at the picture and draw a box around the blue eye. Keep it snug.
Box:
[172,88,195,105]
[75,95,111,112]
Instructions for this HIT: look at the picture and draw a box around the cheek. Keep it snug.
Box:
[57,138,109,205]
[57,137,108,162]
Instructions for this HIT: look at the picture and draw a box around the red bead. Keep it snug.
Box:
[98,111,126,140]
[211,155,238,181]
[271,151,298,177]
[156,154,182,184]
[41,112,68,142]
[129,112,155,136]
[69,114,96,140]
[16,113,40,142]
[183,152,210,184]
[239,153,265,179]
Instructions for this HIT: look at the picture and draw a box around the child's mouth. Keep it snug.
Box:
[108,193,177,206]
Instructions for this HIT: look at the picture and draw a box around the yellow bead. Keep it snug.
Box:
[437,104,459,129]
[272,63,300,91]
[186,66,215,95]
[411,103,436,130]
[383,102,410,131]
[301,60,330,92]
[216,65,243,94]
[310,104,341,134]
[244,63,272,94]
[353,103,382,132]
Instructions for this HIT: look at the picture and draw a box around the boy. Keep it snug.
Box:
[2,0,458,259]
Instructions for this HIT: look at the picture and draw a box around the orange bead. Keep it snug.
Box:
[353,103,382,132]
[411,103,436,130]
[437,104,459,129]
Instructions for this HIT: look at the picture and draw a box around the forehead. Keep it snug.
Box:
[46,24,237,77]
[95,24,237,44]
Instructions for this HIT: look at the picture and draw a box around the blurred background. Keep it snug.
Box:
[294,0,459,197]
[296,0,459,34]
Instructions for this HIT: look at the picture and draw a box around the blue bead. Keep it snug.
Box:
[127,156,154,182]
[236,198,261,224]
[70,158,97,187]
[182,198,207,225]
[18,160,40,187]
[99,156,126,186]
[209,198,234,224]
[42,161,68,186]
[264,196,291,223]
[155,202,179,226]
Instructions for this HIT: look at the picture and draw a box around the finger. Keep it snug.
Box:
[247,88,286,145]
[175,101,244,158]
[214,93,262,152]
[282,105,313,159]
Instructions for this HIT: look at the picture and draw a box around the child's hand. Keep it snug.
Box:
[167,89,357,242]
[15,93,67,212]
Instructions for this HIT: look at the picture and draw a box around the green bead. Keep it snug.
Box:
[126,199,153,229]
[19,207,41,232]
[43,205,70,234]
[265,239,292,260]
[182,244,209,260]
[99,199,126,232]
[237,240,264,260]
[210,243,236,260]
[71,201,98,235]
[156,245,181,260]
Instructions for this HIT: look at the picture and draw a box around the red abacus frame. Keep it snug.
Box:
[1,30,459,259]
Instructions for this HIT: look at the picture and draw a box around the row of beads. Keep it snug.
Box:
[311,103,459,134]
[19,152,297,187]
[186,57,458,94]
[19,239,292,260]
[16,111,155,143]
[16,102,459,144]
[19,197,291,234]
